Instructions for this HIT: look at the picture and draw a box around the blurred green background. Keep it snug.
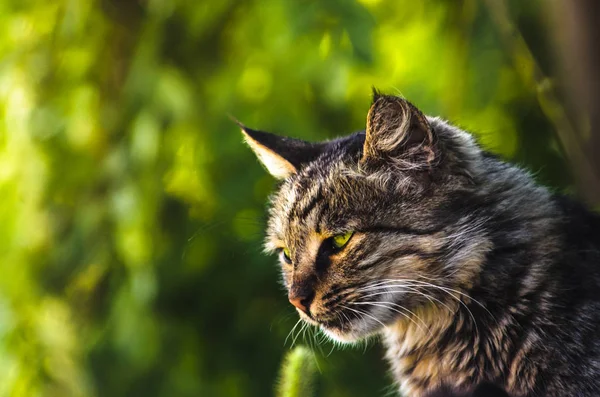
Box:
[0,0,576,396]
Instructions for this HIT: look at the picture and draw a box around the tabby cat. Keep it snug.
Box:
[241,92,600,397]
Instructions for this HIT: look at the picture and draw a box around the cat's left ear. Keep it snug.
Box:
[361,92,437,170]
[240,124,326,179]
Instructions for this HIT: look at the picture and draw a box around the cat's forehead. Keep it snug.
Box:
[267,158,351,242]
[283,163,338,217]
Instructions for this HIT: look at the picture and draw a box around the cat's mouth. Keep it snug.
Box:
[318,318,373,343]
[291,297,397,343]
[299,308,382,343]
[294,309,357,341]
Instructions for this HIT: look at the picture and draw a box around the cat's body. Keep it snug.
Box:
[241,93,600,396]
[383,190,600,397]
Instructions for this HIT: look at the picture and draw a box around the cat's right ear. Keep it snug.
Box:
[239,124,325,179]
[361,92,437,170]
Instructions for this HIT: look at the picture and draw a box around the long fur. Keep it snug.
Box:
[245,94,600,397]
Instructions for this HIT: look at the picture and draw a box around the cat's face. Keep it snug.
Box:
[242,94,487,342]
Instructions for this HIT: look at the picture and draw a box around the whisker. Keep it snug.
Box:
[293,321,308,347]
[311,325,324,354]
[355,279,409,292]
[359,287,456,315]
[352,301,431,336]
[302,322,312,349]
[414,275,494,315]
[341,305,387,329]
[285,318,303,347]
[356,279,488,332]
[363,278,493,319]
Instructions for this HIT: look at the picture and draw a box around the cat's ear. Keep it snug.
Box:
[361,92,436,169]
[240,124,325,179]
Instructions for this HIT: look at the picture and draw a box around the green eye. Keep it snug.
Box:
[331,231,354,249]
[281,247,292,264]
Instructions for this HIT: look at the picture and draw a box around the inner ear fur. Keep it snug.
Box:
[239,123,327,179]
[361,93,436,170]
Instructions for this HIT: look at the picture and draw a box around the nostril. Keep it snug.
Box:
[289,296,306,312]
[300,291,315,312]
[289,290,315,315]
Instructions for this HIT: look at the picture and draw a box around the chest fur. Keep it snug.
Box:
[382,311,510,397]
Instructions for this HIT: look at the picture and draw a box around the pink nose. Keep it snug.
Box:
[289,295,308,313]
[288,288,314,314]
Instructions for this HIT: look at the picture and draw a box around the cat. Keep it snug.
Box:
[241,91,600,397]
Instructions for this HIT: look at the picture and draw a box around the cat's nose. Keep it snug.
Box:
[288,287,315,315]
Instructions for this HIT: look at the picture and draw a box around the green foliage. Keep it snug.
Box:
[277,346,317,397]
[0,0,570,396]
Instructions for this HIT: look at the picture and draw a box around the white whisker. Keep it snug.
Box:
[341,304,387,329]
[285,318,303,347]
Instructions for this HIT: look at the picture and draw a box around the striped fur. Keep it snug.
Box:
[243,93,600,397]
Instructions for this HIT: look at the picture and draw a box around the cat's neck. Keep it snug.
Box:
[382,155,565,397]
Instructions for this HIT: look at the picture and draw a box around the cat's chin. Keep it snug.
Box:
[297,314,368,343]
[318,320,383,344]
[297,311,379,343]
[319,326,364,344]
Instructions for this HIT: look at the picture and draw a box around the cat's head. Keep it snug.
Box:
[242,93,490,342]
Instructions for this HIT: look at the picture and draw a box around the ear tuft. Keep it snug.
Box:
[362,94,436,169]
[371,86,383,103]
